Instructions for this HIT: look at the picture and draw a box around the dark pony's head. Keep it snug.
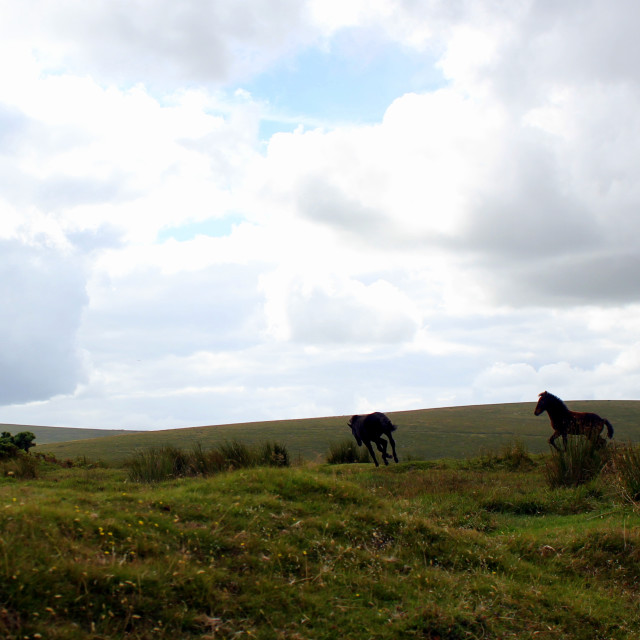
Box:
[348,415,362,445]
[534,391,568,416]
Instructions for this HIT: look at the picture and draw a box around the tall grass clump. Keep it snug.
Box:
[611,442,640,504]
[326,438,371,464]
[216,440,255,469]
[127,446,189,482]
[544,436,609,488]
[127,440,291,482]
[472,439,534,471]
[1,452,39,479]
[257,441,291,467]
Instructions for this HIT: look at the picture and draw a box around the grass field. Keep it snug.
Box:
[1,424,141,446]
[1,451,639,639]
[33,400,640,465]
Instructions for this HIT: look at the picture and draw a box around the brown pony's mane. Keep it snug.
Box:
[540,391,570,415]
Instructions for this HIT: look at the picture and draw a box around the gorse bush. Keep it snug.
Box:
[127,440,291,482]
[544,436,609,488]
[326,438,371,464]
[0,431,36,460]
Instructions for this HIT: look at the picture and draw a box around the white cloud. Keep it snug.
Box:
[0,0,317,89]
[0,239,88,405]
[2,0,640,429]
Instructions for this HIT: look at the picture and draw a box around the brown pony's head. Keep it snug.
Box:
[534,391,548,416]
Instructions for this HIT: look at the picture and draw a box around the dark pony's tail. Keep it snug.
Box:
[605,419,614,439]
[381,414,397,432]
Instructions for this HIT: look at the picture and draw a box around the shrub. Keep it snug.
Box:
[0,439,19,460]
[610,443,640,504]
[327,439,371,464]
[0,431,36,459]
[544,436,609,488]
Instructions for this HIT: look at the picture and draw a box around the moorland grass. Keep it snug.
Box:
[1,450,640,639]
[34,399,640,465]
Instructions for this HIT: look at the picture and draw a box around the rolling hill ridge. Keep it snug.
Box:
[30,400,640,465]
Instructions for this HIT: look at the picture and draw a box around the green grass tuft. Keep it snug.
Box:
[326,438,371,464]
[544,436,610,488]
[611,442,640,504]
[126,440,291,482]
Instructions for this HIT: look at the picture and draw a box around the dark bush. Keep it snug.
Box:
[0,431,36,460]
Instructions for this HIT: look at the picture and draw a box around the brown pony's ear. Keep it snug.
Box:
[539,391,546,397]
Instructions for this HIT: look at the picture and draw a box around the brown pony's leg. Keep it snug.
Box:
[549,432,562,451]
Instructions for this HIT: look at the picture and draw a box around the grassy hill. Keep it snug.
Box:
[1,458,639,639]
[34,400,640,465]
[1,423,141,445]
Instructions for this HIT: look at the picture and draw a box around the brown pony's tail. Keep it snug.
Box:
[605,419,614,439]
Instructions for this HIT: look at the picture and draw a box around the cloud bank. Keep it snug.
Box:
[1,0,640,428]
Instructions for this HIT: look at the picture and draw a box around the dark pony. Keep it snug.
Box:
[348,412,399,467]
[534,391,614,451]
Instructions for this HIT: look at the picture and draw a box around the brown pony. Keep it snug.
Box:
[534,391,614,451]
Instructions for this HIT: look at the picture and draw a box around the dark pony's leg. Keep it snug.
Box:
[363,439,380,467]
[375,438,391,465]
[386,432,398,463]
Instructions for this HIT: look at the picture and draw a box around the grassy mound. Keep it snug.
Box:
[1,454,639,638]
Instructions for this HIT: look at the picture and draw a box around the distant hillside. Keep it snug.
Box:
[1,424,142,445]
[34,400,640,466]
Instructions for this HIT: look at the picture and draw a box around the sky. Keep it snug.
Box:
[1,0,640,430]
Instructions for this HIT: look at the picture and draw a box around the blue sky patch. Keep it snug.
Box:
[157,214,244,243]
[245,35,445,136]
